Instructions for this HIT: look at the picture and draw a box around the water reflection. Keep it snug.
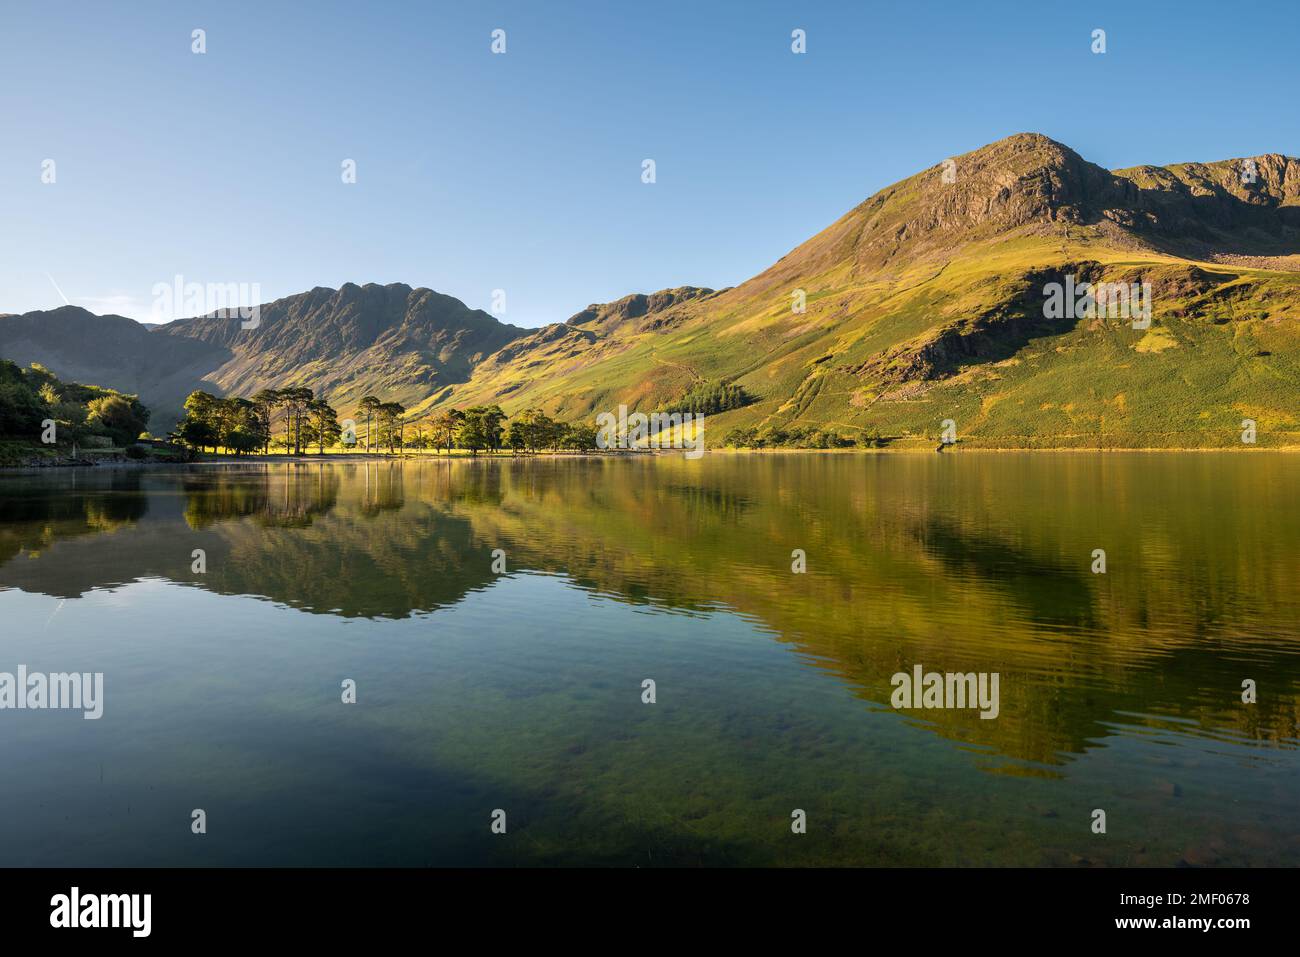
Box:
[0,454,1297,865]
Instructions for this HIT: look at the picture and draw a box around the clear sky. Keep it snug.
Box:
[2,0,1296,327]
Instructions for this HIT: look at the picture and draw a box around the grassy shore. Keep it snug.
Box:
[4,439,1297,471]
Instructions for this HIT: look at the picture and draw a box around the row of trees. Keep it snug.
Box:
[173,389,603,456]
[359,403,598,455]
[4,369,889,456]
[665,380,752,415]
[504,409,598,453]
[175,388,342,455]
[355,395,409,454]
[0,360,149,446]
[365,404,507,455]
[723,425,883,449]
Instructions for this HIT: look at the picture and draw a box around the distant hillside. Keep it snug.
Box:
[2,134,1298,447]
[429,134,1300,448]
[0,284,525,427]
[0,307,227,423]
[155,282,525,412]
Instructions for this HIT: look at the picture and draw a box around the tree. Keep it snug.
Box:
[280,387,314,455]
[431,408,464,454]
[723,427,758,448]
[173,387,344,456]
[176,416,217,451]
[456,416,486,454]
[50,398,88,437]
[180,391,222,453]
[510,408,537,452]
[309,399,342,454]
[512,408,559,452]
[480,405,506,453]
[562,423,598,451]
[488,407,506,452]
[549,421,573,452]
[377,401,405,453]
[457,406,506,455]
[358,395,381,454]
[217,397,257,453]
[251,389,280,454]
[0,362,153,447]
[224,426,262,456]
[278,391,295,453]
[0,362,50,438]
[505,419,528,453]
[667,380,752,415]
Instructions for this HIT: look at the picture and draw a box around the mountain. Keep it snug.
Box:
[0,283,526,427]
[427,133,1300,447]
[154,282,525,413]
[2,134,1298,446]
[0,306,228,420]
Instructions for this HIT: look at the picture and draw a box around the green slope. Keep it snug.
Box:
[428,134,1300,448]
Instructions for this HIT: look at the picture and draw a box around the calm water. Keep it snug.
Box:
[0,454,1297,867]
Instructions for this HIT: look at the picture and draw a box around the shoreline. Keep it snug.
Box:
[3,444,1297,473]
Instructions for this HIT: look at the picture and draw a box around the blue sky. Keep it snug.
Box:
[2,0,1296,327]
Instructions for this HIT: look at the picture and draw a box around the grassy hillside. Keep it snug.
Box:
[155,282,526,416]
[2,134,1295,448]
[428,134,1300,448]
[0,284,526,429]
[0,359,152,463]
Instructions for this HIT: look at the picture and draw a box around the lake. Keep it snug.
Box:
[0,453,1297,866]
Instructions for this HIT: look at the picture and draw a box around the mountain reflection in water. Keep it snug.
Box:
[0,454,1296,866]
